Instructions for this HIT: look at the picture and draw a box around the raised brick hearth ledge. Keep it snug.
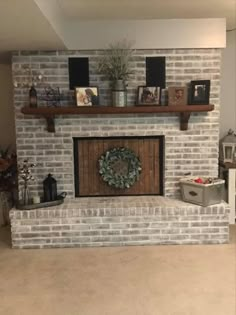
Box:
[10,197,230,249]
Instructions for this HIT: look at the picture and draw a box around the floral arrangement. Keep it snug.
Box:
[19,160,36,183]
[0,147,17,192]
[18,160,36,204]
[98,40,134,85]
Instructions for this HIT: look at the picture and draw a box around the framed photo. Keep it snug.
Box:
[75,87,99,106]
[168,86,187,106]
[137,86,160,105]
[189,80,210,105]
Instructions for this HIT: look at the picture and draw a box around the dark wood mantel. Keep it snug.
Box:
[21,104,214,132]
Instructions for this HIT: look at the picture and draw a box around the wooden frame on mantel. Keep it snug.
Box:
[21,104,214,133]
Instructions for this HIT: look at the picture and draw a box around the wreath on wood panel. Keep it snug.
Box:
[98,147,142,189]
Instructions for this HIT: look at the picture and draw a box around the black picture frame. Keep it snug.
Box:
[75,86,99,106]
[189,80,210,105]
[136,86,161,105]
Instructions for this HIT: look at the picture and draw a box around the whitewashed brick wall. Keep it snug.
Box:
[12,49,222,198]
[10,197,229,248]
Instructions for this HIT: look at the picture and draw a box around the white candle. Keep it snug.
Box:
[32,196,40,204]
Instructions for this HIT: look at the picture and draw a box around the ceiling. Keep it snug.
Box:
[0,0,65,53]
[57,0,236,29]
[0,0,234,61]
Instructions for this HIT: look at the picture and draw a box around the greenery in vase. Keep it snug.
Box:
[98,40,135,87]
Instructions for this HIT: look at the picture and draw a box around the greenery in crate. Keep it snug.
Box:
[98,40,135,87]
[0,147,17,192]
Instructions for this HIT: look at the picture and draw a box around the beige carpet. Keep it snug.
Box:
[0,226,235,315]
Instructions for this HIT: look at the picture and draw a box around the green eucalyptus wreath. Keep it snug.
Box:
[98,147,142,189]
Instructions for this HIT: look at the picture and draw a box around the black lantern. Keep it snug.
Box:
[43,174,57,202]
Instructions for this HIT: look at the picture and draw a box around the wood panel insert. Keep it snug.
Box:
[74,136,164,197]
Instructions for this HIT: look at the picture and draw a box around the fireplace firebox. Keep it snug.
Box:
[74,136,164,197]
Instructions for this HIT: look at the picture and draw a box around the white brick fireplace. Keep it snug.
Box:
[13,48,221,198]
[10,45,229,248]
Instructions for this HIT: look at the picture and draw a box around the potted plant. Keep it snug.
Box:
[98,40,134,107]
[0,147,17,225]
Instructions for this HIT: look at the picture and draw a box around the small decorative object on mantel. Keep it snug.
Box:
[43,87,61,107]
[136,86,160,106]
[29,85,37,108]
[18,159,36,205]
[98,40,134,107]
[219,129,236,164]
[43,174,57,202]
[168,86,187,106]
[112,80,127,107]
[189,80,210,105]
[75,87,99,106]
[98,147,142,189]
[160,88,168,106]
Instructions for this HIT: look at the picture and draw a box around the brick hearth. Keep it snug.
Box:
[10,197,229,249]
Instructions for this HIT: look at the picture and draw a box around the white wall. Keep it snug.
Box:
[220,30,236,138]
[65,19,226,49]
[0,64,15,149]
[32,4,227,50]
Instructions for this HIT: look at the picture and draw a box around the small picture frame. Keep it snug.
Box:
[75,87,99,106]
[137,86,160,105]
[168,86,187,106]
[189,80,210,105]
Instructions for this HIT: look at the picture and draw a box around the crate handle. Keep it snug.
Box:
[189,191,198,196]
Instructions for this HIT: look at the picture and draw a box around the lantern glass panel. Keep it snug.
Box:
[225,146,233,159]
[233,146,236,161]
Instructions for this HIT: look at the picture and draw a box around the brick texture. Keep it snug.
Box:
[10,197,229,248]
[12,49,222,199]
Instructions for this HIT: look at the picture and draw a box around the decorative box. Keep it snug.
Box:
[180,177,225,207]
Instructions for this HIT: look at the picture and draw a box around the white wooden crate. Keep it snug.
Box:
[180,177,225,207]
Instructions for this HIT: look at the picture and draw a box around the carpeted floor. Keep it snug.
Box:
[0,225,235,315]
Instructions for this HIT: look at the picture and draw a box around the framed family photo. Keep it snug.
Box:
[189,80,210,105]
[137,86,160,105]
[75,87,99,106]
[168,86,187,106]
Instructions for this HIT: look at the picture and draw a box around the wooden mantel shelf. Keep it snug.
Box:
[21,104,214,132]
